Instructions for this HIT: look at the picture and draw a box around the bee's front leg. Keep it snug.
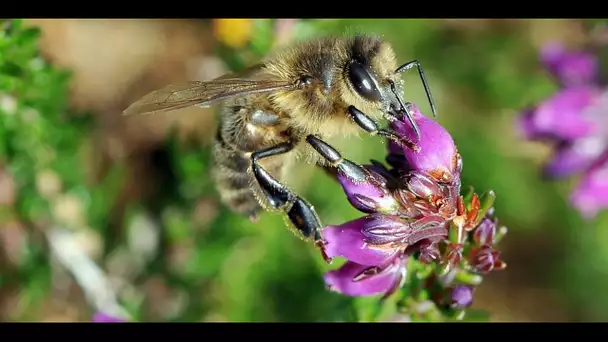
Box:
[250,141,332,263]
[347,105,419,151]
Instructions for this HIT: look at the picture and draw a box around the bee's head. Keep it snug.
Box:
[342,35,436,139]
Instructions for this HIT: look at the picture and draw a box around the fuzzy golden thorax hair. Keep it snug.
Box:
[263,34,402,138]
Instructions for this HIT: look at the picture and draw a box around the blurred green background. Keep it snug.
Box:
[1,18,607,322]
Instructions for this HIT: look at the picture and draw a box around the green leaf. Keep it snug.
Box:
[18,27,41,45]
[454,270,483,286]
[353,296,384,322]
[477,190,496,221]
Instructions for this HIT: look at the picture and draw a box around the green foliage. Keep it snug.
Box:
[0,19,126,319]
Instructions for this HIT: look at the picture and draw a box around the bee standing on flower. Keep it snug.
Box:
[122,34,437,258]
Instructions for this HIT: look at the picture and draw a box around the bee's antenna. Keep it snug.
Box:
[395,60,437,118]
[403,104,421,141]
[389,82,421,141]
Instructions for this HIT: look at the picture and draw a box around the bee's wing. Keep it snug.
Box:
[122,78,296,116]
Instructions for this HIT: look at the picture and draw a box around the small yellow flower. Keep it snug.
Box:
[213,19,254,49]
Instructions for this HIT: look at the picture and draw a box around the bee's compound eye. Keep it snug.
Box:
[348,61,382,102]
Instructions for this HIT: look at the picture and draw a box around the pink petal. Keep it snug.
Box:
[541,42,599,87]
[450,285,474,309]
[322,216,398,266]
[391,104,458,183]
[545,136,607,178]
[92,312,126,323]
[324,260,404,297]
[532,87,599,141]
[571,155,608,219]
[517,107,542,140]
[336,166,398,214]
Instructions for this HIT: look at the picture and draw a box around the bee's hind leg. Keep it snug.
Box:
[347,105,419,151]
[250,141,332,263]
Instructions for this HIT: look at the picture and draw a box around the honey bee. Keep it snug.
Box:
[123,34,437,258]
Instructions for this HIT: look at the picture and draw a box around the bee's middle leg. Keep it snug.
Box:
[250,141,331,262]
[306,135,371,185]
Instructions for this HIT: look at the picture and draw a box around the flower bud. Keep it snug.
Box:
[473,216,497,246]
[404,170,442,199]
[324,256,406,297]
[470,245,504,274]
[418,239,440,264]
[360,214,413,248]
[336,166,399,214]
[440,243,463,275]
[322,215,402,266]
[450,285,474,310]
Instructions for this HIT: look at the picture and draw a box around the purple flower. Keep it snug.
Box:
[571,156,608,219]
[336,167,399,214]
[541,42,599,86]
[320,104,506,307]
[322,215,446,297]
[321,106,459,297]
[520,87,598,141]
[473,215,498,246]
[389,104,461,183]
[322,216,402,266]
[324,255,407,298]
[450,285,474,309]
[467,210,507,274]
[469,245,504,274]
[92,312,127,323]
[518,42,608,218]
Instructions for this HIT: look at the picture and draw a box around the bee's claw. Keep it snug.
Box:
[315,239,333,264]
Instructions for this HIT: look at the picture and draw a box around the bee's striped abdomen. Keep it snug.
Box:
[210,105,288,221]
